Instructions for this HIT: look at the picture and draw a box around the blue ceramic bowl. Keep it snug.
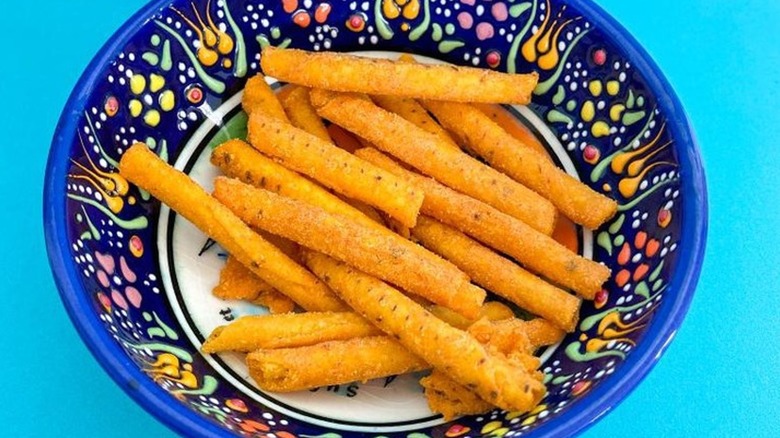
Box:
[44,0,707,436]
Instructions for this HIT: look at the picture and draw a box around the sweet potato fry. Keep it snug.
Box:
[424,101,618,229]
[471,318,565,352]
[213,178,484,318]
[472,316,564,351]
[519,318,567,348]
[356,148,609,300]
[218,310,547,413]
[204,301,523,354]
[261,47,538,104]
[397,53,417,63]
[382,215,411,239]
[420,371,493,420]
[252,289,297,314]
[412,216,581,331]
[119,143,345,312]
[429,302,514,330]
[467,318,533,356]
[247,111,424,228]
[480,302,517,323]
[212,257,274,301]
[280,86,331,141]
[327,124,362,153]
[201,312,381,353]
[339,196,386,226]
[467,320,544,379]
[371,95,459,151]
[472,103,550,159]
[303,252,546,413]
[242,75,288,120]
[382,53,458,151]
[257,229,301,262]
[311,90,556,234]
[211,139,384,232]
[247,336,428,392]
[213,255,276,301]
[214,233,297,312]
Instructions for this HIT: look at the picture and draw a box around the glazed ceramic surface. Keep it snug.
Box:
[45,0,707,436]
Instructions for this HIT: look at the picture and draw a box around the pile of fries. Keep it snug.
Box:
[119,47,617,420]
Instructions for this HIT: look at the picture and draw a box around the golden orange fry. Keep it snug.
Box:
[472,103,550,159]
[467,318,533,356]
[213,255,295,313]
[328,124,363,153]
[251,289,297,314]
[247,336,428,392]
[339,196,387,226]
[118,143,345,312]
[473,318,565,353]
[211,139,384,232]
[203,301,524,354]
[356,148,609,300]
[371,95,459,151]
[242,75,289,120]
[420,371,493,420]
[304,252,546,412]
[467,319,545,378]
[213,178,484,318]
[247,111,424,228]
[412,216,581,332]
[213,255,275,301]
[382,215,411,239]
[429,302,514,331]
[424,101,618,229]
[212,309,545,410]
[214,234,297,312]
[396,53,417,63]
[261,47,539,104]
[480,302,517,323]
[311,90,556,235]
[201,312,381,353]
[257,229,301,262]
[345,136,410,237]
[383,53,459,151]
[519,318,567,348]
[280,86,332,141]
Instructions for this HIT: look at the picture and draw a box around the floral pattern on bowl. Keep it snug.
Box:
[45,0,707,437]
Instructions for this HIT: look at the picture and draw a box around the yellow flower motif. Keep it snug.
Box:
[513,404,550,427]
[127,73,175,127]
[383,0,420,21]
[606,80,621,96]
[481,420,510,437]
[588,80,603,97]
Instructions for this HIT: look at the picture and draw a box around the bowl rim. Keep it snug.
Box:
[43,0,708,437]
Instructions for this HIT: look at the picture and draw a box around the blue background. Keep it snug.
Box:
[2,0,778,436]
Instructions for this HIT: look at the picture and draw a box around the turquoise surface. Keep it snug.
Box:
[2,0,778,436]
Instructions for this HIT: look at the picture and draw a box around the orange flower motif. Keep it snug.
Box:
[237,419,269,433]
[283,0,332,28]
[615,231,661,288]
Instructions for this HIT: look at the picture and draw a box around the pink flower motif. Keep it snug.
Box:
[97,270,111,288]
[120,255,137,283]
[476,22,495,40]
[112,289,129,310]
[96,251,115,274]
[94,251,142,309]
[457,12,474,29]
[491,3,508,21]
[125,286,143,308]
[460,0,475,5]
